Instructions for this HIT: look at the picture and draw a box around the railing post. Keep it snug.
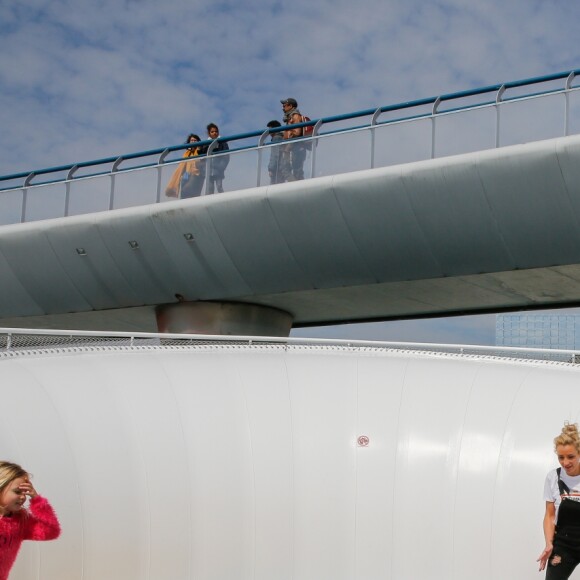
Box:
[20,189,27,223]
[257,129,270,187]
[20,174,34,223]
[65,165,78,217]
[108,174,115,210]
[24,172,35,187]
[309,119,323,179]
[156,167,163,203]
[109,157,124,210]
[64,182,71,217]
[431,97,441,159]
[204,140,219,195]
[565,72,575,137]
[495,85,506,148]
[370,107,382,169]
[158,149,171,165]
[157,149,170,202]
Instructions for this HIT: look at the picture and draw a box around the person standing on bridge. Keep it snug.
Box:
[199,123,230,194]
[181,133,206,198]
[280,98,306,182]
[267,120,284,184]
[164,133,204,199]
[538,422,580,578]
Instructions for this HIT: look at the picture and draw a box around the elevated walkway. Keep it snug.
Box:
[1,134,580,331]
[1,69,580,334]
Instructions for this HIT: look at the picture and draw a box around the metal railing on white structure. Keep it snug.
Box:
[0,328,578,365]
[1,70,580,225]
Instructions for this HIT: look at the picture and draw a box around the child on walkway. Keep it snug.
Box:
[199,123,230,194]
[0,461,60,580]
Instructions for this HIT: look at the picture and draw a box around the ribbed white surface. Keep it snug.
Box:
[1,344,577,580]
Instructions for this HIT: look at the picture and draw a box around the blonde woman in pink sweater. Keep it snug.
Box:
[0,461,60,579]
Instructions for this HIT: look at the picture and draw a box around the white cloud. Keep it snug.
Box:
[2,0,578,174]
[1,0,580,342]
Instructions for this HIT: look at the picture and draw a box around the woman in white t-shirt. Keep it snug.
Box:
[538,422,580,578]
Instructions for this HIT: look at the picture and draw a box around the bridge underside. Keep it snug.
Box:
[1,134,580,332]
[2,264,580,332]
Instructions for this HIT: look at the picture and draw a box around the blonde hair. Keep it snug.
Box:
[554,422,580,453]
[0,461,29,495]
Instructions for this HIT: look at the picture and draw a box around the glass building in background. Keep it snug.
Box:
[496,313,580,350]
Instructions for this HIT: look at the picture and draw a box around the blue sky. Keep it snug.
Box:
[1,0,580,344]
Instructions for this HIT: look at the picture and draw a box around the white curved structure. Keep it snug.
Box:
[2,334,577,580]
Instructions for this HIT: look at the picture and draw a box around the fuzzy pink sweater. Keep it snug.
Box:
[0,496,60,580]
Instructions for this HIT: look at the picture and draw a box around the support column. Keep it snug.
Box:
[155,301,293,337]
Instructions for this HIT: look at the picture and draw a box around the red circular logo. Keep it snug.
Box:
[357,435,370,447]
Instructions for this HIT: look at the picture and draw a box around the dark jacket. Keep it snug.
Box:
[199,140,230,178]
[268,132,284,175]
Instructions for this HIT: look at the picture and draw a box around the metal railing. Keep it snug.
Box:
[0,327,578,364]
[1,69,580,225]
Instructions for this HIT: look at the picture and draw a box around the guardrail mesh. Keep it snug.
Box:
[0,329,578,365]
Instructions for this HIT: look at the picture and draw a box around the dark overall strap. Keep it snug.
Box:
[557,467,572,495]
[555,467,580,539]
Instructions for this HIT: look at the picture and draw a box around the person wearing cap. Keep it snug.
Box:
[280,97,306,181]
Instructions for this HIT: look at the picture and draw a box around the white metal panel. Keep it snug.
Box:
[203,190,311,293]
[226,351,294,579]
[159,350,255,580]
[43,218,141,308]
[0,247,42,316]
[354,353,409,580]
[452,362,529,580]
[331,165,449,281]
[475,140,578,266]
[25,354,149,580]
[555,135,580,219]
[138,206,244,299]
[0,227,91,314]
[405,156,514,273]
[286,349,358,580]
[265,179,376,287]
[97,214,182,303]
[1,360,81,580]
[88,352,193,580]
[393,357,479,580]
[146,201,254,298]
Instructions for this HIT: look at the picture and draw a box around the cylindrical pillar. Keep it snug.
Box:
[155,301,293,337]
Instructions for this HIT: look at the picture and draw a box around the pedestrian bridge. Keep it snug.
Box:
[1,70,580,332]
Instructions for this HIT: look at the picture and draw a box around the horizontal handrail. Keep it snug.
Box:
[1,68,579,189]
[0,327,578,364]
